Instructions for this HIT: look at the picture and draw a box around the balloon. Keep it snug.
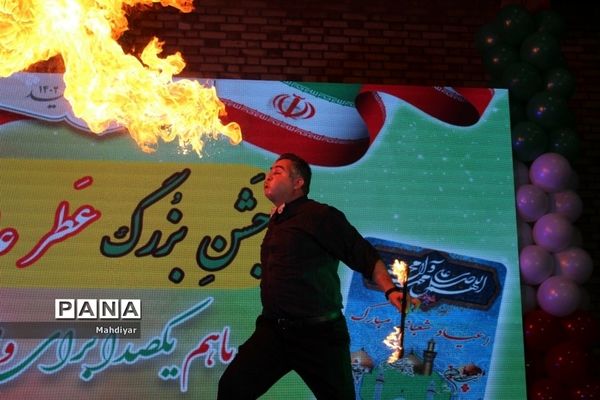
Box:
[548,190,583,222]
[520,245,555,285]
[475,23,502,52]
[560,310,600,348]
[535,10,566,38]
[513,160,530,187]
[516,184,550,222]
[547,127,580,163]
[521,284,538,313]
[545,341,590,383]
[532,213,573,252]
[554,247,594,284]
[517,219,533,249]
[521,32,563,70]
[529,377,567,400]
[523,308,564,353]
[537,276,581,317]
[495,4,535,45]
[483,44,519,77]
[512,121,548,162]
[545,67,575,99]
[527,91,569,129]
[502,62,543,101]
[568,379,600,400]
[529,152,572,193]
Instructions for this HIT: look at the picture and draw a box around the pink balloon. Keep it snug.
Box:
[521,284,538,314]
[529,153,572,193]
[537,276,581,317]
[548,190,583,222]
[554,247,594,284]
[520,245,555,285]
[514,160,530,188]
[517,219,533,250]
[532,213,573,252]
[516,184,549,222]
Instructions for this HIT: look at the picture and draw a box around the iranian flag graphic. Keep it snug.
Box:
[216,80,493,166]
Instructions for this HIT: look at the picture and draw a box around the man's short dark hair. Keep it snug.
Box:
[277,153,312,195]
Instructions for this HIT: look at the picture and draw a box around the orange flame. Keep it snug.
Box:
[391,259,408,285]
[0,0,241,155]
[383,326,403,363]
[382,259,409,363]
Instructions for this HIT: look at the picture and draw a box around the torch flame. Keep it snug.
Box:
[391,259,408,285]
[383,259,409,363]
[383,326,403,363]
[0,0,241,155]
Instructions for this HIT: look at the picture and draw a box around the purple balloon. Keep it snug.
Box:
[517,219,533,249]
[554,247,594,284]
[521,284,538,314]
[548,190,583,222]
[516,184,549,222]
[520,245,555,285]
[537,276,581,317]
[529,152,572,193]
[532,212,573,252]
[514,160,530,188]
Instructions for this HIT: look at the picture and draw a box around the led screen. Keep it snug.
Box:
[0,74,526,399]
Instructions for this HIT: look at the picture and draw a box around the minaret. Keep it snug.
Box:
[422,338,437,376]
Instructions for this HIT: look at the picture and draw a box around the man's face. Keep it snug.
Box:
[264,159,302,205]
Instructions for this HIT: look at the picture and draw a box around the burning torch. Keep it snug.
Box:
[384,259,410,363]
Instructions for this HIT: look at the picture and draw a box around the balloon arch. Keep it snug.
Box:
[476,4,599,399]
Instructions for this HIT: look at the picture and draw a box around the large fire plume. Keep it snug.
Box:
[0,0,241,155]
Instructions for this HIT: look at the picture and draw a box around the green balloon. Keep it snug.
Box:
[535,10,566,38]
[548,127,580,162]
[475,23,503,52]
[545,67,576,98]
[502,62,543,101]
[526,91,569,129]
[511,121,548,162]
[520,32,562,70]
[483,44,519,77]
[495,4,535,45]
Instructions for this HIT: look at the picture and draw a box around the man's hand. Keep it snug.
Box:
[371,259,414,313]
[386,289,411,313]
